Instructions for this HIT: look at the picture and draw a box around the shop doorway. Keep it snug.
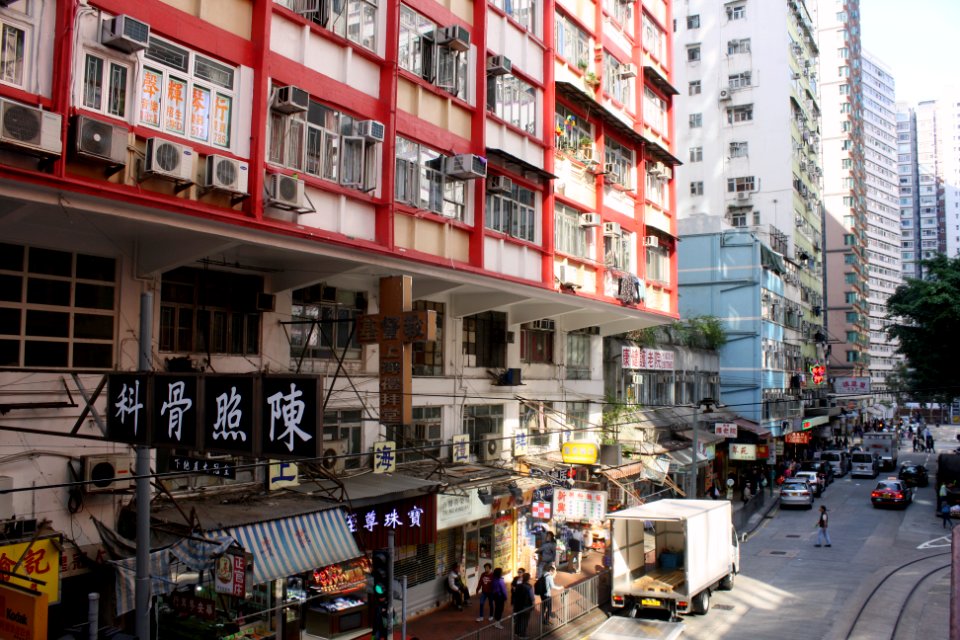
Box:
[464,522,494,589]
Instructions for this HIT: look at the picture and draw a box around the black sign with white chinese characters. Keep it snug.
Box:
[169,456,236,479]
[260,376,319,459]
[107,373,151,445]
[203,376,256,456]
[153,375,199,449]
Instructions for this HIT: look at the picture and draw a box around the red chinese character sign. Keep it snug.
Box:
[0,536,61,604]
[553,489,607,523]
[714,423,738,438]
[357,276,437,426]
[620,346,674,371]
[214,552,246,597]
[809,363,827,386]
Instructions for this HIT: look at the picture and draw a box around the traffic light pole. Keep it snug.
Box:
[387,530,395,639]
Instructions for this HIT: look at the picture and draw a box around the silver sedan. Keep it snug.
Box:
[780,479,815,509]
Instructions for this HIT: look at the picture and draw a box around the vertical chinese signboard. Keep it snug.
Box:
[204,376,256,456]
[107,373,150,445]
[153,375,198,449]
[260,377,318,458]
[214,553,246,597]
[357,276,436,427]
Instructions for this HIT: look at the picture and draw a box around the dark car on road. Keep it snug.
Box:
[898,464,929,488]
[800,460,834,486]
[871,479,913,509]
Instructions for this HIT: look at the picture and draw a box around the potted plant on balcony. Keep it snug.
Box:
[583,71,600,88]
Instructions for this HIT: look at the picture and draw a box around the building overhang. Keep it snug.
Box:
[485,147,557,181]
[643,65,679,97]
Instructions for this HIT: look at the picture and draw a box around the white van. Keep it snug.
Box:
[850,451,879,478]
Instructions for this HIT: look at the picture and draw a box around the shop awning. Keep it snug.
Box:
[601,460,645,481]
[217,508,360,585]
[677,429,726,445]
[734,418,770,437]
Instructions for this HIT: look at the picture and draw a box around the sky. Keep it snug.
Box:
[860,0,960,105]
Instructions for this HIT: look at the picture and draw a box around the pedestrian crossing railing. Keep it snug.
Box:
[451,570,610,640]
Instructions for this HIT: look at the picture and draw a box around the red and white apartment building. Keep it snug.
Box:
[0,0,677,630]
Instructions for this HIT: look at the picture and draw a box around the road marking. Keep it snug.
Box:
[918,535,952,549]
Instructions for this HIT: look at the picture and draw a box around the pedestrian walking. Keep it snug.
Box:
[536,531,557,577]
[940,502,954,529]
[567,527,583,573]
[512,573,534,639]
[815,505,832,547]
[491,567,508,628]
[476,563,494,621]
[510,567,526,603]
[938,483,948,512]
[536,564,564,626]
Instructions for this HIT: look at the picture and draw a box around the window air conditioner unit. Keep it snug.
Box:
[661,165,673,180]
[487,175,513,194]
[273,85,309,114]
[480,433,503,461]
[144,137,195,182]
[82,454,134,493]
[356,120,385,143]
[205,155,249,194]
[643,235,659,248]
[737,191,750,201]
[618,64,637,79]
[73,115,126,165]
[487,55,512,76]
[319,439,348,475]
[101,15,150,53]
[438,25,470,52]
[603,162,616,175]
[557,264,579,287]
[444,153,487,179]
[652,161,666,176]
[267,173,308,209]
[0,100,62,156]
[719,89,732,100]
[603,222,622,236]
[579,213,602,227]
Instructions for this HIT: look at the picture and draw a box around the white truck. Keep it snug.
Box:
[608,500,739,620]
[862,431,898,470]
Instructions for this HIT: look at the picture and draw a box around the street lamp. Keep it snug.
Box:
[689,398,718,499]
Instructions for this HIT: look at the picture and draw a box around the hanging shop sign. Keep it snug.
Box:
[107,374,323,460]
[267,461,299,490]
[729,444,757,461]
[0,583,47,640]
[373,441,396,474]
[756,445,770,459]
[170,456,237,479]
[0,536,61,604]
[809,363,827,386]
[452,434,470,463]
[553,489,607,523]
[621,346,674,371]
[214,551,247,597]
[312,556,371,594]
[513,429,529,457]
[344,495,437,549]
[531,501,552,520]
[560,442,599,465]
[834,376,871,394]
[437,489,493,530]
[714,423,738,438]
[170,592,217,620]
[785,431,812,445]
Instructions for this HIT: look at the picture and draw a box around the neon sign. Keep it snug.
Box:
[809,363,826,386]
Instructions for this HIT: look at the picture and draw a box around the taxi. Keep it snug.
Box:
[870,478,913,509]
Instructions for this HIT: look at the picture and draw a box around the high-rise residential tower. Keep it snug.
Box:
[899,101,946,279]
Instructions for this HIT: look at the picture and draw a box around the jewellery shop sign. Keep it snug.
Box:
[106,373,324,460]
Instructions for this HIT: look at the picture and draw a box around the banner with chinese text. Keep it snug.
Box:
[553,489,607,523]
[621,346,674,370]
[345,494,437,549]
[0,535,61,604]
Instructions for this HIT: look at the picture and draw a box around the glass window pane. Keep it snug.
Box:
[0,24,25,86]
[76,254,116,282]
[25,310,69,337]
[165,76,187,134]
[108,63,128,117]
[24,341,68,367]
[83,55,104,110]
[211,93,231,147]
[0,274,22,302]
[145,38,190,72]
[190,85,211,142]
[73,314,113,340]
[194,55,234,89]
[72,343,113,368]
[26,278,71,306]
[28,248,72,276]
[75,283,114,310]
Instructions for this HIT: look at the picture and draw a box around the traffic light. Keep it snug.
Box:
[369,549,390,639]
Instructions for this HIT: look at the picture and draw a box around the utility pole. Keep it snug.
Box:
[135,292,153,640]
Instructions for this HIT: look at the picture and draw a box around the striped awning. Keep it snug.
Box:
[216,508,361,585]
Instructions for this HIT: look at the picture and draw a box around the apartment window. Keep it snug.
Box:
[521,401,554,447]
[0,19,26,88]
[845,292,857,304]
[487,73,536,134]
[140,37,236,148]
[646,168,665,205]
[270,98,379,192]
[82,54,129,118]
[727,38,750,55]
[689,146,703,163]
[687,45,701,62]
[838,65,849,77]
[841,158,852,169]
[689,113,703,128]
[839,84,850,95]
[300,0,378,50]
[566,330,591,379]
[727,3,745,20]
[690,181,704,196]
[726,104,754,124]
[485,182,537,242]
[323,409,363,469]
[604,231,633,271]
[845,273,857,285]
[604,137,633,189]
[565,401,590,441]
[845,311,858,323]
[399,5,468,99]
[395,136,468,219]
[159,267,261,355]
[643,87,668,133]
[462,311,506,367]
[491,0,536,32]
[729,209,747,227]
[555,203,590,259]
[686,15,700,29]
[555,12,590,66]
[0,243,116,369]
[387,406,443,461]
[413,300,444,375]
[837,47,849,59]
[728,72,752,89]
[463,404,504,455]
[688,80,701,95]
[727,176,756,192]
[603,0,633,31]
[642,14,666,61]
[555,103,592,153]
[521,320,554,364]
[729,141,748,158]
[289,285,363,361]
[602,51,630,105]
[846,351,859,363]
[645,244,669,284]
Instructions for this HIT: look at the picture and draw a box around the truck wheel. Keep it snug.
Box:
[692,589,710,614]
[719,572,735,590]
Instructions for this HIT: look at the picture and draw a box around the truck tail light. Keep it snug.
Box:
[612,595,624,607]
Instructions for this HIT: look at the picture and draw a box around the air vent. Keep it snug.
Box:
[320,439,348,475]
[480,434,502,461]
[267,173,309,210]
[101,15,150,53]
[74,116,127,165]
[82,454,133,493]
[204,155,249,194]
[144,137,195,182]
[0,100,62,156]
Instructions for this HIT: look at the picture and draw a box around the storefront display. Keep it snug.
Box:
[492,514,514,570]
